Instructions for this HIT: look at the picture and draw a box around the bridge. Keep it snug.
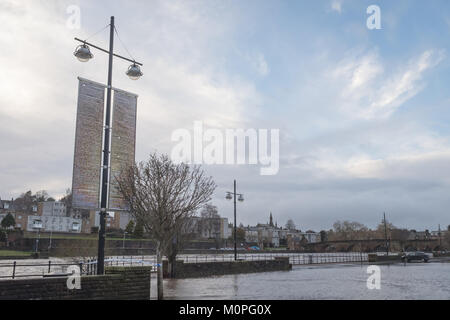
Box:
[300,238,442,253]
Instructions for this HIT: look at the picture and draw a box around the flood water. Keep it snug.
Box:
[159,262,450,300]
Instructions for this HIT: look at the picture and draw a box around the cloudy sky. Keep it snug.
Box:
[1,0,450,231]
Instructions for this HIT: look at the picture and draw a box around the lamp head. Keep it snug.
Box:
[126,63,143,80]
[74,43,93,62]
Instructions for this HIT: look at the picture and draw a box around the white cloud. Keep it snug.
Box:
[333,50,383,94]
[367,50,445,119]
[331,49,445,119]
[331,0,342,14]
[289,120,450,185]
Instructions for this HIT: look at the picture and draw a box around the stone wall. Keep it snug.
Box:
[0,266,151,300]
[12,238,219,256]
[164,257,292,279]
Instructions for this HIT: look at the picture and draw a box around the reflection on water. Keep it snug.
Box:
[159,263,450,300]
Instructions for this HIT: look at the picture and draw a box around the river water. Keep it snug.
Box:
[160,262,450,300]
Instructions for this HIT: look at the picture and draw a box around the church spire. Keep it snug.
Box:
[269,212,273,227]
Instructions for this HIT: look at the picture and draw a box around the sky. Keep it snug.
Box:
[1,0,450,231]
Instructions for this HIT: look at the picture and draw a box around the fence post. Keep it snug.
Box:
[48,261,51,274]
[12,261,16,279]
[79,262,83,275]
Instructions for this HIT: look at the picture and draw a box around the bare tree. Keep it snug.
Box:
[445,231,450,249]
[35,190,50,202]
[199,204,220,239]
[332,220,368,240]
[116,153,216,300]
[59,189,72,217]
[376,220,395,239]
[163,217,197,278]
[14,191,37,213]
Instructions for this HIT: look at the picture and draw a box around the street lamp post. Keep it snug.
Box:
[32,220,43,254]
[73,16,143,275]
[383,212,389,256]
[36,228,41,254]
[123,232,128,249]
[438,224,442,249]
[226,180,244,261]
[48,229,53,252]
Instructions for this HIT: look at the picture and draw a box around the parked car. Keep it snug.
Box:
[401,251,429,263]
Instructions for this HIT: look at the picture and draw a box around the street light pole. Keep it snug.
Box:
[97,16,115,276]
[226,180,244,261]
[123,232,127,249]
[48,229,53,251]
[438,224,441,248]
[73,16,143,275]
[35,228,41,254]
[234,180,237,261]
[383,212,389,256]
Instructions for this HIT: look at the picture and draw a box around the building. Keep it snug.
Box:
[0,198,82,233]
[287,231,320,250]
[0,197,38,215]
[26,215,82,233]
[302,232,320,243]
[184,216,231,240]
[245,228,259,243]
[244,213,320,248]
[12,212,33,230]
[0,198,14,212]
[220,217,231,239]
[88,210,132,232]
[27,201,78,233]
[37,201,66,217]
[0,200,35,230]
[17,201,81,233]
[407,230,429,240]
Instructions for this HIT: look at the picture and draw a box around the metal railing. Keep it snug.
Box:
[82,256,160,275]
[0,256,161,280]
[0,253,369,280]
[180,252,368,265]
[0,261,84,280]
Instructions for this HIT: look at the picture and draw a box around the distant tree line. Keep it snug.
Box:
[319,220,442,242]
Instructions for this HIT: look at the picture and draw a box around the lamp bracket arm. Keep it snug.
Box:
[74,38,143,66]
